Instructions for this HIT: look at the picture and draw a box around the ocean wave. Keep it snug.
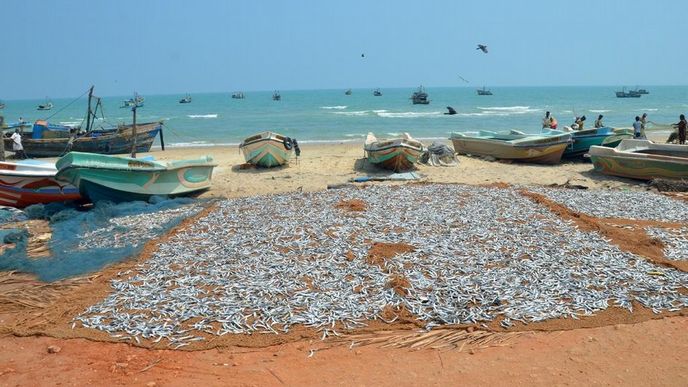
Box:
[320,105,347,110]
[589,109,611,113]
[372,109,388,113]
[187,114,218,119]
[642,108,659,112]
[332,111,370,116]
[477,106,532,111]
[377,111,443,118]
[344,133,366,137]
[59,121,82,127]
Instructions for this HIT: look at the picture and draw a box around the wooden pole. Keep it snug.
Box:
[85,86,94,132]
[131,105,137,158]
[0,115,5,161]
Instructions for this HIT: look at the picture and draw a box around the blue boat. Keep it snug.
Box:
[543,127,633,158]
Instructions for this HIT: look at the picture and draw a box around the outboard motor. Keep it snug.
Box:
[293,139,301,157]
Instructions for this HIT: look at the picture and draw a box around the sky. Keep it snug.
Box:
[2,0,687,99]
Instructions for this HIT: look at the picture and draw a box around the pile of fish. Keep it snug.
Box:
[76,204,204,251]
[646,227,688,261]
[75,185,688,347]
[527,187,688,222]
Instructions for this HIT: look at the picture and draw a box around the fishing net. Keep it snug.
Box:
[0,198,206,282]
[419,142,458,166]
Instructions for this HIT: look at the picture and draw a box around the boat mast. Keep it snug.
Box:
[85,85,94,132]
[131,103,138,158]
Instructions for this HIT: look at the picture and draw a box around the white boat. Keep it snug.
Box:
[364,132,425,171]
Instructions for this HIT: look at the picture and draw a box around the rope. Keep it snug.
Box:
[43,88,90,120]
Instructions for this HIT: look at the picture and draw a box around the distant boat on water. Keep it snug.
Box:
[345,89,352,95]
[0,100,5,109]
[477,87,493,96]
[37,98,53,111]
[179,94,192,104]
[121,93,145,108]
[272,91,281,101]
[232,91,245,99]
[637,88,649,94]
[410,85,429,105]
[615,87,641,98]
[373,88,382,96]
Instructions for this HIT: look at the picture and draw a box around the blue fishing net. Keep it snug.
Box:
[0,198,205,282]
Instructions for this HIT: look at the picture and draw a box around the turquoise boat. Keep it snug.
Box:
[548,127,633,158]
[55,152,216,203]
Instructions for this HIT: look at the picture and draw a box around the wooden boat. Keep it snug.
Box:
[55,152,216,203]
[373,88,382,96]
[4,87,163,158]
[476,87,493,96]
[120,93,144,108]
[615,87,641,98]
[179,94,192,104]
[345,89,352,95]
[637,88,649,95]
[37,98,53,110]
[364,132,425,171]
[0,101,5,109]
[410,86,429,105]
[232,92,245,99]
[450,130,572,164]
[0,160,81,208]
[272,91,281,101]
[553,127,633,157]
[589,139,688,180]
[239,131,294,167]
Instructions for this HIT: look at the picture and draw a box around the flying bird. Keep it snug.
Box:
[458,75,469,84]
[476,44,488,53]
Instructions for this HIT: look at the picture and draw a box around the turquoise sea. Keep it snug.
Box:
[2,86,687,148]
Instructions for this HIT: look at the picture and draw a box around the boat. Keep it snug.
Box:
[476,87,493,96]
[373,88,382,96]
[55,152,216,203]
[239,131,295,167]
[410,86,429,105]
[615,87,641,98]
[450,130,572,164]
[272,91,281,101]
[345,89,352,95]
[3,87,163,158]
[232,92,245,99]
[589,139,688,180]
[553,127,633,158]
[637,88,649,95]
[120,94,144,108]
[364,132,425,171]
[179,94,192,104]
[0,101,5,110]
[0,160,81,208]
[37,98,53,111]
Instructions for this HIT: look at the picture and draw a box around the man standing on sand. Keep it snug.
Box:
[678,114,687,145]
[633,116,642,139]
[10,129,26,159]
[640,113,648,138]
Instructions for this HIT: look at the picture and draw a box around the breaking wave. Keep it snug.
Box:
[187,114,218,119]
[376,111,443,118]
[320,106,347,110]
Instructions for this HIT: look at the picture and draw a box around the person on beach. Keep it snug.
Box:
[640,113,648,138]
[10,129,26,159]
[576,115,586,130]
[633,116,643,138]
[542,111,552,129]
[594,115,604,128]
[550,115,558,129]
[678,114,687,145]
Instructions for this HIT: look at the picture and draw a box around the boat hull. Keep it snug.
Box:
[451,136,569,164]
[563,127,631,157]
[56,153,215,203]
[589,140,688,180]
[4,122,161,158]
[0,161,81,207]
[240,133,292,167]
[366,146,423,171]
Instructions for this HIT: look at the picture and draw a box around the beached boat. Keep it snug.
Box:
[272,91,281,101]
[239,131,294,168]
[410,86,429,105]
[373,88,382,96]
[4,87,163,158]
[364,132,425,171]
[179,94,192,104]
[552,127,633,157]
[55,152,216,203]
[589,139,688,180]
[476,87,493,96]
[0,160,81,208]
[450,130,572,164]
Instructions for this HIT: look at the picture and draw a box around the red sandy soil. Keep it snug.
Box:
[0,317,686,386]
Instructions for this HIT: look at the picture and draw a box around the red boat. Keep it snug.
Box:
[0,160,81,208]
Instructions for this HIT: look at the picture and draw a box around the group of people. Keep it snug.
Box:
[541,110,686,144]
